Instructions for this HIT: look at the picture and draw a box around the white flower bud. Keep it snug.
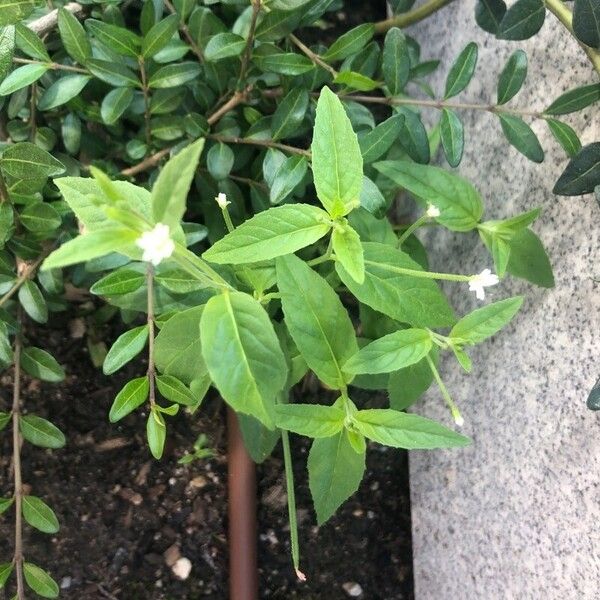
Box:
[136,223,174,266]
[426,204,441,218]
[216,192,230,209]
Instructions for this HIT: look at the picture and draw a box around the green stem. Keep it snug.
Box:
[364,260,472,282]
[289,33,337,77]
[307,236,333,266]
[221,207,235,233]
[374,0,456,34]
[207,134,311,157]
[12,56,89,74]
[397,213,429,247]
[544,0,600,75]
[426,354,463,425]
[281,430,303,579]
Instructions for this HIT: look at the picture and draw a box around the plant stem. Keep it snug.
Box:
[397,213,429,247]
[374,0,456,34]
[348,93,544,118]
[12,309,25,600]
[238,0,262,88]
[426,354,463,426]
[208,134,311,157]
[289,33,337,77]
[544,0,600,75]
[12,57,88,74]
[220,207,235,233]
[146,265,156,408]
[138,57,152,147]
[164,0,204,62]
[0,251,50,310]
[307,236,334,266]
[363,259,472,282]
[281,430,304,580]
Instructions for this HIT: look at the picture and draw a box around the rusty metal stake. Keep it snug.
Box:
[227,408,258,600]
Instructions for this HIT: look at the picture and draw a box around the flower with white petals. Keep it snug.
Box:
[468,268,499,301]
[215,192,230,209]
[426,204,440,218]
[136,223,174,266]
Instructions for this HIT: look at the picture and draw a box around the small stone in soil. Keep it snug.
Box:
[342,582,364,597]
[172,557,192,580]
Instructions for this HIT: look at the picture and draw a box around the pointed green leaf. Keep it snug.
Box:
[148,62,201,88]
[86,19,141,57]
[497,49,528,104]
[545,83,600,116]
[573,0,600,48]
[343,328,432,375]
[200,291,287,428]
[275,403,345,438]
[388,353,435,411]
[156,374,196,406]
[450,296,523,344]
[475,0,507,34]
[308,429,365,525]
[152,138,204,229]
[38,74,91,111]
[277,253,358,389]
[271,88,309,141]
[254,52,314,75]
[58,7,91,64]
[15,23,49,61]
[142,14,179,58]
[0,497,14,515]
[18,280,47,324]
[546,119,582,158]
[375,160,483,231]
[0,562,13,589]
[0,26,15,82]
[86,59,139,88]
[444,42,478,99]
[1,142,64,179]
[147,410,167,459]
[23,563,58,599]
[0,63,48,95]
[322,23,374,62]
[103,325,148,375]
[100,87,134,125]
[333,70,378,92]
[19,415,65,448]
[90,269,145,296]
[332,221,364,283]
[22,496,59,534]
[506,228,554,287]
[269,155,308,205]
[312,86,363,217]
[354,408,470,449]
[358,114,403,164]
[19,202,61,232]
[553,142,600,196]
[0,0,35,26]
[204,204,331,264]
[109,377,149,422]
[204,32,245,61]
[396,107,430,164]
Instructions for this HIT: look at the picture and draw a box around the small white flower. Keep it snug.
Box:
[468,268,499,301]
[215,192,230,209]
[136,223,174,266]
[426,204,441,218]
[454,414,465,427]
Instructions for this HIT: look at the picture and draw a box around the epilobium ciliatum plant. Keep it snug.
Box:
[0,0,598,594]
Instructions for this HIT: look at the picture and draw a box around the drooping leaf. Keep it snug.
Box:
[553,142,600,196]
[58,7,91,64]
[200,291,287,428]
[23,563,59,599]
[103,325,148,375]
[147,410,167,459]
[272,88,309,140]
[20,347,65,382]
[276,253,358,389]
[22,496,59,534]
[203,204,331,264]
[275,403,345,438]
[100,87,134,125]
[545,119,582,158]
[506,228,554,287]
[156,374,196,406]
[498,114,544,163]
[18,280,48,323]
[382,27,409,95]
[142,14,179,58]
[308,429,365,525]
[19,415,66,449]
[440,108,464,167]
[109,377,149,422]
[395,107,430,164]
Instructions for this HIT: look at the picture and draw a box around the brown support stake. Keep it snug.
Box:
[227,408,258,600]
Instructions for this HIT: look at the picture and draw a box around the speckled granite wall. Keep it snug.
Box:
[406,2,600,598]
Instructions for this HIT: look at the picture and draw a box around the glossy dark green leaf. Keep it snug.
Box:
[546,118,582,158]
[142,14,179,58]
[86,59,139,88]
[444,42,478,99]
[22,496,59,534]
[15,23,49,60]
[86,19,141,57]
[0,0,35,26]
[498,114,544,163]
[269,155,308,204]
[396,107,430,164]
[440,108,464,167]
[388,353,435,411]
[100,87,134,125]
[573,0,600,48]
[255,52,313,75]
[382,27,409,95]
[20,347,65,382]
[358,114,403,164]
[1,142,64,179]
[271,88,308,140]
[0,63,48,96]
[497,49,527,104]
[553,142,600,196]
[207,142,234,180]
[255,9,301,42]
[38,74,91,111]
[0,26,15,81]
[506,228,554,287]
[497,0,545,40]
[23,563,58,599]
[475,0,507,33]
[545,83,600,116]
[323,23,374,62]
[359,176,387,217]
[20,202,61,232]
[18,280,47,323]
[109,377,149,422]
[333,70,378,92]
[148,62,200,88]
[91,269,145,296]
[58,7,91,64]
[204,32,245,61]
[19,415,66,449]
[586,377,600,411]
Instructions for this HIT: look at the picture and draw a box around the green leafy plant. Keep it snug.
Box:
[0,0,598,593]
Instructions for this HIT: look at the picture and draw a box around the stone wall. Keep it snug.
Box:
[407,2,600,598]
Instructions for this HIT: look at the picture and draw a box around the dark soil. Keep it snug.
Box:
[0,309,412,600]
